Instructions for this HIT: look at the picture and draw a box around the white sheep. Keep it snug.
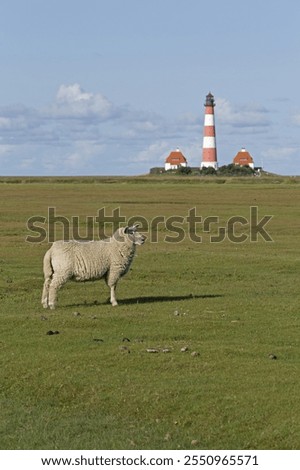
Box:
[41,224,146,308]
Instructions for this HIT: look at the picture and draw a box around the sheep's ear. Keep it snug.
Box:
[124,224,139,234]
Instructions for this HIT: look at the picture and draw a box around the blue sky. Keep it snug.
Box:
[1,0,300,175]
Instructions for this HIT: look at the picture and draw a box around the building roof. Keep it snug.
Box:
[165,149,187,165]
[233,148,254,166]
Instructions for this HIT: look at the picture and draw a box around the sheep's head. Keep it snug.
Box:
[113,224,146,245]
[124,224,146,245]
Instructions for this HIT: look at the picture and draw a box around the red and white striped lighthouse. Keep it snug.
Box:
[201,92,218,170]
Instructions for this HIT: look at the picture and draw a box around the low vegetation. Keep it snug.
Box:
[0,177,299,449]
[150,163,256,177]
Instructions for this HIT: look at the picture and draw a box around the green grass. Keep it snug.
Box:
[0,177,300,449]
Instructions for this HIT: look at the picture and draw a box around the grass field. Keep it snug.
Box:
[0,176,300,450]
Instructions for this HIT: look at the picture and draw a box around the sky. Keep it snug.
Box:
[1,0,300,176]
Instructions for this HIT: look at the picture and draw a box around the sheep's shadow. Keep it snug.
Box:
[68,293,223,308]
[120,294,223,305]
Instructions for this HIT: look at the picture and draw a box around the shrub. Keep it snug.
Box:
[177,166,192,175]
[218,164,254,176]
[200,166,217,176]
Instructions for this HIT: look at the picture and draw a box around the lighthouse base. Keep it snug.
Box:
[200,161,218,170]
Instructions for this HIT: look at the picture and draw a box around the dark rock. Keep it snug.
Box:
[269,354,277,360]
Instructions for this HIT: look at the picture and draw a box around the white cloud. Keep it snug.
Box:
[134,121,158,132]
[56,83,93,103]
[20,158,36,168]
[0,117,12,128]
[0,144,14,156]
[0,84,298,176]
[63,141,106,171]
[292,112,300,126]
[48,83,116,120]
[180,141,202,167]
[216,97,270,128]
[132,141,170,164]
[0,84,165,150]
[131,140,202,169]
[261,146,298,159]
[259,146,300,174]
[0,83,173,175]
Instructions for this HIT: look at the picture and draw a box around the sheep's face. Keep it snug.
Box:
[124,224,146,245]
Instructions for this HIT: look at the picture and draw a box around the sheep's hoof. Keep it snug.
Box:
[49,304,56,310]
[111,301,118,307]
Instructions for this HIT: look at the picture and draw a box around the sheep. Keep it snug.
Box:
[41,224,146,309]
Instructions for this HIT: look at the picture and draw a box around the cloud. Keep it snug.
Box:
[175,112,200,126]
[0,117,12,128]
[63,141,106,171]
[20,158,37,169]
[0,83,165,153]
[0,84,297,176]
[131,141,170,165]
[261,146,298,159]
[259,146,300,174]
[292,112,300,126]
[216,97,271,128]
[56,84,93,103]
[48,83,117,120]
[134,120,159,132]
[0,143,15,156]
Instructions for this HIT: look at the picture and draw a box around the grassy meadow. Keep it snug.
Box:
[0,176,300,450]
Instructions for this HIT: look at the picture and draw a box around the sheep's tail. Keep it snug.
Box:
[43,248,54,280]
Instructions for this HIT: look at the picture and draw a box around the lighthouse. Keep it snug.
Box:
[201,92,218,170]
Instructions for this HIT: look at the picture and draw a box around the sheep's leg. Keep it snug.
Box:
[106,271,119,306]
[47,274,68,309]
[110,284,118,307]
[41,277,51,308]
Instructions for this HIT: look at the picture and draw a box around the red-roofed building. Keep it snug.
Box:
[165,148,188,171]
[233,147,254,169]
